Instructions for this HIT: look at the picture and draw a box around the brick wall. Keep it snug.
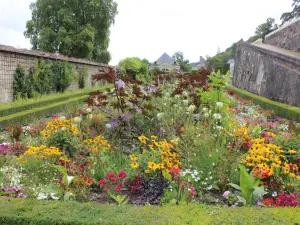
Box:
[0,45,111,103]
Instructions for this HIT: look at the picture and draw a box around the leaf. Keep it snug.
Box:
[41,185,61,193]
[63,192,74,201]
[237,196,246,205]
[252,186,267,201]
[228,183,241,190]
[162,170,172,182]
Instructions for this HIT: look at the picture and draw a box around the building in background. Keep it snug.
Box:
[190,56,206,70]
[149,53,180,72]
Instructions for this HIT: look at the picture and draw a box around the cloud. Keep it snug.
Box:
[0,0,293,65]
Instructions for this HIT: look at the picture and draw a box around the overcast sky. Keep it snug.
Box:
[0,0,293,65]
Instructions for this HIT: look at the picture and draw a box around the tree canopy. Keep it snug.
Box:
[119,57,149,80]
[172,52,191,72]
[24,0,118,64]
[255,18,278,40]
[281,0,300,24]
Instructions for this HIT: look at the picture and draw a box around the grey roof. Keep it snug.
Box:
[199,56,206,65]
[155,53,175,64]
[190,56,206,67]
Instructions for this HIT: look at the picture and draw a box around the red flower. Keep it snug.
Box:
[264,198,274,207]
[114,184,123,193]
[99,179,106,185]
[170,166,181,175]
[106,172,118,182]
[80,164,85,170]
[118,171,127,179]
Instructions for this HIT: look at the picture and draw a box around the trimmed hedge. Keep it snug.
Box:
[0,199,299,225]
[227,86,300,122]
[0,85,110,118]
[0,95,87,127]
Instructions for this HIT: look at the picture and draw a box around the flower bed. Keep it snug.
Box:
[0,68,299,216]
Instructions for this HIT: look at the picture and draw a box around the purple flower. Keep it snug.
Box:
[11,187,16,193]
[120,114,132,121]
[3,187,10,192]
[223,191,230,199]
[116,80,125,89]
[16,193,26,198]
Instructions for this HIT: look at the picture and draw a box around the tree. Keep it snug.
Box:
[255,18,278,40]
[24,0,118,64]
[51,61,74,93]
[281,0,300,24]
[172,51,191,72]
[119,57,150,81]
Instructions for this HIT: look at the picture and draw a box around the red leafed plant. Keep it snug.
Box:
[99,171,128,193]
[126,174,143,194]
[275,191,300,207]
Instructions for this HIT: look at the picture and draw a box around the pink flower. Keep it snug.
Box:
[114,184,122,193]
[99,179,106,185]
[118,171,127,179]
[283,133,292,139]
[223,191,230,199]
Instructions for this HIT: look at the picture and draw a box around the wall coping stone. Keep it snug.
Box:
[265,17,300,40]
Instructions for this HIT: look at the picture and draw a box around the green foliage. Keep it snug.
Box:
[78,66,88,89]
[172,51,191,72]
[119,57,150,81]
[108,193,129,205]
[255,18,278,40]
[0,199,299,225]
[281,0,300,24]
[47,130,80,157]
[24,0,118,63]
[227,86,300,122]
[51,61,74,93]
[229,165,267,205]
[32,60,53,94]
[13,65,34,100]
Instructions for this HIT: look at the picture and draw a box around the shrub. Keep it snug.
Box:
[51,61,74,93]
[32,60,53,94]
[78,66,88,89]
[13,65,34,100]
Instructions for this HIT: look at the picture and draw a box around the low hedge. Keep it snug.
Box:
[0,95,88,127]
[227,86,300,122]
[0,85,110,118]
[0,199,299,225]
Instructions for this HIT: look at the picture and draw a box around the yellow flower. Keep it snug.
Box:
[130,162,139,169]
[148,162,157,170]
[138,136,149,144]
[288,149,296,154]
[130,154,137,161]
[145,170,150,174]
[92,148,99,153]
[151,135,158,140]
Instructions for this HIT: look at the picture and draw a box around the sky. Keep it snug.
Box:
[0,0,293,65]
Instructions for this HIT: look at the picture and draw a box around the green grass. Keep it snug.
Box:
[0,199,299,225]
[227,86,300,122]
[0,85,111,118]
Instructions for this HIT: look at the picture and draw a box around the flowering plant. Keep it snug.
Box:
[99,171,128,193]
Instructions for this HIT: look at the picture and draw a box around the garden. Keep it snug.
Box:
[0,68,299,224]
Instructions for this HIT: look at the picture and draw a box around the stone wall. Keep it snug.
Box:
[265,17,300,52]
[0,45,111,103]
[233,41,300,107]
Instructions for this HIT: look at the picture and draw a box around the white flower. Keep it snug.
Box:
[157,113,164,120]
[216,102,224,108]
[105,124,112,129]
[272,192,277,197]
[73,116,82,124]
[60,116,66,120]
[213,113,222,120]
[182,91,189,96]
[50,192,59,200]
[204,113,209,118]
[86,108,92,113]
[202,107,208,112]
[216,126,223,131]
[223,191,230,199]
[37,192,48,200]
[67,176,75,185]
[187,105,196,113]
[182,100,189,106]
[279,124,288,131]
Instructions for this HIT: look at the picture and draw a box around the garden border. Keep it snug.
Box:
[0,85,110,118]
[227,86,300,122]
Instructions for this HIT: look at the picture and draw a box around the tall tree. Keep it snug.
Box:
[281,0,300,24]
[24,0,118,64]
[255,18,278,40]
[172,51,191,72]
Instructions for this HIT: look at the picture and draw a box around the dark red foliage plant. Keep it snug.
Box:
[275,191,300,207]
